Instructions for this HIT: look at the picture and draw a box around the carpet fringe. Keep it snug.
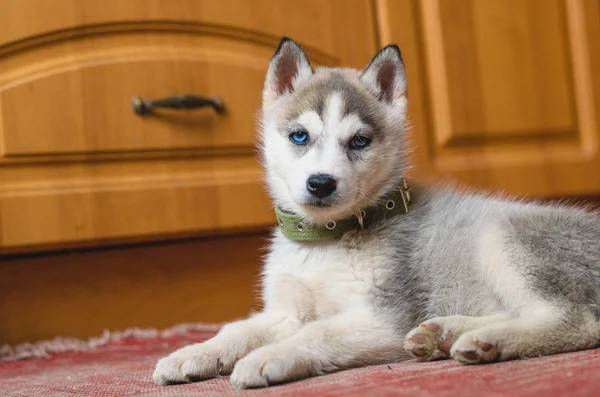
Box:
[0,322,221,362]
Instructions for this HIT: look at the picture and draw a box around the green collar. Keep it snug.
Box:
[275,179,412,242]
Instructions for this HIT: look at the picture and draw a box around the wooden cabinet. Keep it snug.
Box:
[2,0,598,254]
[0,0,377,253]
[2,0,599,343]
[378,0,600,197]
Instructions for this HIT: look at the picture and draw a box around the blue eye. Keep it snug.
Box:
[349,135,371,150]
[289,131,309,145]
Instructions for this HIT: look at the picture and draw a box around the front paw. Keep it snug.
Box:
[230,345,313,389]
[153,342,237,385]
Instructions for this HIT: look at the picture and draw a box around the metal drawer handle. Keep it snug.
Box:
[131,95,224,115]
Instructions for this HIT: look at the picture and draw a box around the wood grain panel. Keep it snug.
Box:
[436,0,575,142]
[0,233,266,345]
[0,35,268,156]
[0,0,376,69]
[0,157,274,253]
[377,0,600,197]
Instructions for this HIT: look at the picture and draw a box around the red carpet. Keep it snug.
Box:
[1,325,600,397]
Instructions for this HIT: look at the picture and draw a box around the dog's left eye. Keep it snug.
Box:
[348,135,371,150]
[289,131,309,145]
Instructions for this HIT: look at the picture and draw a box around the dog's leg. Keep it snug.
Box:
[450,305,600,363]
[404,307,600,364]
[404,313,511,361]
[153,311,301,385]
[229,311,404,389]
[446,223,599,364]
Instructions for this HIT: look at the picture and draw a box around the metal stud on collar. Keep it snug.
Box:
[400,177,411,213]
[402,177,409,191]
[357,210,366,229]
[326,220,337,230]
[386,200,396,210]
[296,222,305,232]
[400,190,409,213]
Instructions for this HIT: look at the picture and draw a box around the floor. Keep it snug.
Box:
[2,325,600,397]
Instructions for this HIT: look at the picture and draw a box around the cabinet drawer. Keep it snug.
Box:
[1,35,269,157]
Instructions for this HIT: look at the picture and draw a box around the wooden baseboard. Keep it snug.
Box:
[0,232,268,345]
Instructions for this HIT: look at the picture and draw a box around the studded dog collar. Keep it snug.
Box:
[275,179,412,242]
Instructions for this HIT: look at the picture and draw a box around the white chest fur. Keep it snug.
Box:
[262,233,388,322]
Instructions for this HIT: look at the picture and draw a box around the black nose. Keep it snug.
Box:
[306,174,337,198]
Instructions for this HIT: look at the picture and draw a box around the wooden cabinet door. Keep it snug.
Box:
[377,0,600,197]
[0,0,377,253]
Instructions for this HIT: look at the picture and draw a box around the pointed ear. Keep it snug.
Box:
[264,37,313,105]
[361,45,406,104]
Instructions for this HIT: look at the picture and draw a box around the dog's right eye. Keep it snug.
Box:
[289,131,309,145]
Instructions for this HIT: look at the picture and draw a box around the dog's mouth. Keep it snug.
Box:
[304,199,335,208]
[296,195,340,211]
[299,191,355,211]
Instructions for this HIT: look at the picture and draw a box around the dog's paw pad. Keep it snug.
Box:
[422,322,441,333]
[451,335,500,364]
[452,349,481,363]
[478,341,495,353]
[409,333,429,346]
[404,322,450,361]
[404,331,434,360]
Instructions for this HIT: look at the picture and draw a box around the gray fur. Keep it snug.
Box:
[363,186,600,332]
[281,70,385,133]
[505,207,600,303]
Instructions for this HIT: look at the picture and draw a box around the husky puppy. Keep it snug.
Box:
[154,38,600,389]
